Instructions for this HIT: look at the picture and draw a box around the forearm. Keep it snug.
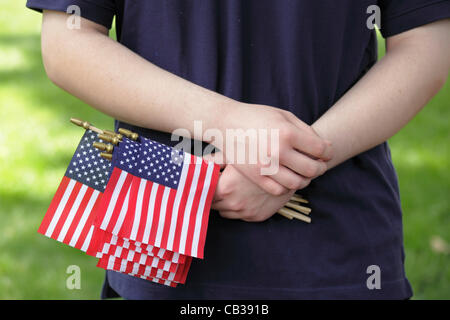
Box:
[312,20,450,169]
[41,11,235,140]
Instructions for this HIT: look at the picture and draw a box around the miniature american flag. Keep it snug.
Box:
[95,136,220,259]
[38,130,112,252]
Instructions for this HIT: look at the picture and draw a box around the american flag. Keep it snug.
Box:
[95,136,220,259]
[38,130,112,252]
[38,129,219,287]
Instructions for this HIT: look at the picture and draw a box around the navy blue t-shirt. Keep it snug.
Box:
[27,0,450,299]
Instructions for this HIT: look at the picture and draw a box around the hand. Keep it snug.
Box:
[214,102,332,196]
[211,164,295,222]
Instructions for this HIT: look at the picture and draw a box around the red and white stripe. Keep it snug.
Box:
[94,167,134,232]
[113,154,220,259]
[98,255,191,285]
[38,176,102,252]
[87,228,186,264]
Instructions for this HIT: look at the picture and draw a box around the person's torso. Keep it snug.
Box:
[110,0,412,299]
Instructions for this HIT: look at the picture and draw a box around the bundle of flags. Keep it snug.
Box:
[38,127,220,287]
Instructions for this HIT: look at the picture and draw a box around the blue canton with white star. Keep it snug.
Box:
[65,130,113,192]
[112,137,141,175]
[135,136,184,190]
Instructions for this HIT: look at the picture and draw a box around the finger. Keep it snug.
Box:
[290,129,333,161]
[252,174,290,196]
[281,149,327,178]
[213,176,229,202]
[217,210,242,220]
[211,199,234,211]
[232,164,289,196]
[265,166,311,191]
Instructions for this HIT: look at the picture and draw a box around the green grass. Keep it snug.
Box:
[0,2,448,299]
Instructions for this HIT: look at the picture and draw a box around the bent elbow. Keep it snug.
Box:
[429,69,449,98]
[436,70,449,91]
[40,31,66,87]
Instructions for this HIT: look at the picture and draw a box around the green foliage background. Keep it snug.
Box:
[0,2,448,299]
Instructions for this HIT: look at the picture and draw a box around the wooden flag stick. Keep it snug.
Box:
[284,201,311,215]
[277,210,294,220]
[70,118,104,135]
[290,194,309,204]
[278,207,311,223]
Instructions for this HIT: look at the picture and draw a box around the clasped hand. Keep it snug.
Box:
[209,103,333,222]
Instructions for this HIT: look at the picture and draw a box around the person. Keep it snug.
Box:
[26,0,449,299]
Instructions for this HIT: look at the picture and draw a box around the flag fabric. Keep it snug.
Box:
[90,230,182,273]
[93,137,141,235]
[98,136,220,259]
[97,254,192,284]
[87,228,186,263]
[38,130,112,252]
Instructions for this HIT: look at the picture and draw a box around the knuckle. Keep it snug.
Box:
[286,177,302,190]
[303,163,319,178]
[229,200,245,211]
[313,141,326,157]
[298,178,311,190]
[271,185,286,196]
[280,128,294,142]
[217,182,233,197]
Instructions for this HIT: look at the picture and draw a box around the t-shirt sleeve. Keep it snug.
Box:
[378,0,450,38]
[26,0,116,29]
